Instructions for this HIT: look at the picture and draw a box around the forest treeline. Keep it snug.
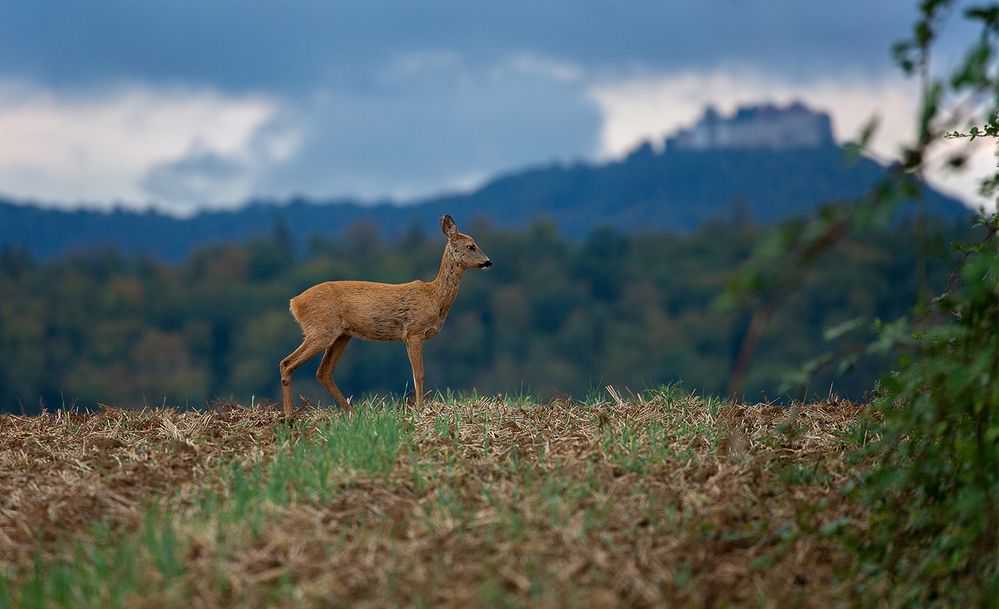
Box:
[0,218,963,413]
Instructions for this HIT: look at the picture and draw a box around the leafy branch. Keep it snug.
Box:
[723,1,999,605]
[724,0,998,399]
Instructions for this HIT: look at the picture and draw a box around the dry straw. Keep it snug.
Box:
[1,392,868,608]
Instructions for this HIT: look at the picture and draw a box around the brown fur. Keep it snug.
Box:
[279,215,491,414]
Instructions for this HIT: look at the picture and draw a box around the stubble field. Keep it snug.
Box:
[0,389,872,608]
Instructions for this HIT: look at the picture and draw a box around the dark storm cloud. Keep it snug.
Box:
[254,56,601,198]
[0,1,919,93]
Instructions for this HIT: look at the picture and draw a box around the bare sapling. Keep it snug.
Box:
[279,214,492,414]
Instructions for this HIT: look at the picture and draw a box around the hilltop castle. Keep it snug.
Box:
[665,102,835,151]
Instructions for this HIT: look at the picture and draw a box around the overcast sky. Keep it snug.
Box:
[0,1,991,214]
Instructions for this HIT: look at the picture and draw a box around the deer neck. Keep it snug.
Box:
[431,244,465,318]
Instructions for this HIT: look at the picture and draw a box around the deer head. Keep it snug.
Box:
[441,215,492,269]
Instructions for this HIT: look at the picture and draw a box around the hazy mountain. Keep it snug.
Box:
[0,104,970,260]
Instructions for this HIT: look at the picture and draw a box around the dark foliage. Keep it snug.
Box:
[0,220,965,414]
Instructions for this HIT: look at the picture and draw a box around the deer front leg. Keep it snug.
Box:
[404,337,425,409]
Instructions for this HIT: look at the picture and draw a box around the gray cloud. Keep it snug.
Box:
[254,55,601,200]
[0,1,932,94]
[141,147,248,208]
[128,54,600,206]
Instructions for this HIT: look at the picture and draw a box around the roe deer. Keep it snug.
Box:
[279,214,491,415]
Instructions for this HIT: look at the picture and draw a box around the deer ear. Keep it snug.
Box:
[440,214,457,238]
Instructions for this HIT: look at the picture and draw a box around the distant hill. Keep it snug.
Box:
[0,103,970,260]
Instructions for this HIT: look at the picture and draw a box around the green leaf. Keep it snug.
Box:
[823,317,868,341]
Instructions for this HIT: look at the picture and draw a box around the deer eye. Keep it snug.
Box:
[467,244,476,251]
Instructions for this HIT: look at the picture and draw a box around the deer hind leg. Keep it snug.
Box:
[316,334,352,413]
[404,338,425,409]
[279,336,326,416]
